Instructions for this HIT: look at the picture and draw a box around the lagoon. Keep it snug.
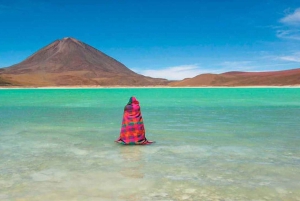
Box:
[0,88,300,200]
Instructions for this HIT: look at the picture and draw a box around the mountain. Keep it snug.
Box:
[0,37,168,86]
[1,38,299,87]
[170,68,300,86]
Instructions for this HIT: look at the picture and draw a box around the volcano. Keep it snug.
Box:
[0,37,168,86]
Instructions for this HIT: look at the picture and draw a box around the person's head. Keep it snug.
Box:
[128,96,139,105]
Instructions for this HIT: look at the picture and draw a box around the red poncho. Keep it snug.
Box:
[115,97,153,145]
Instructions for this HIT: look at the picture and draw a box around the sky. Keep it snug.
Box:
[1,0,300,80]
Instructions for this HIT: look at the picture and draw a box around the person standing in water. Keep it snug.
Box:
[115,97,154,145]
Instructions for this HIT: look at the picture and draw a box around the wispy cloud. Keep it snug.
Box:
[219,60,293,72]
[276,52,300,62]
[276,29,300,40]
[279,56,300,62]
[132,64,213,80]
[133,61,262,80]
[132,58,297,80]
[277,8,300,40]
[280,8,300,26]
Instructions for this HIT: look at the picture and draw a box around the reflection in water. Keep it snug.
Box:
[116,146,148,200]
[119,146,144,179]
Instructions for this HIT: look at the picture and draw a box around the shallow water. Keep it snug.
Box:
[0,88,300,200]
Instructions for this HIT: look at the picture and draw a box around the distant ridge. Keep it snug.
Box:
[1,38,299,87]
[170,68,300,86]
[0,37,168,86]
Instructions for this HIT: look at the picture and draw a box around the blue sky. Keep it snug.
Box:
[1,0,300,80]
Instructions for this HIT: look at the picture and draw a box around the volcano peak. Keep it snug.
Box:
[0,38,169,86]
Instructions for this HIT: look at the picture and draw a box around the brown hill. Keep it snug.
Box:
[0,37,169,86]
[170,68,300,86]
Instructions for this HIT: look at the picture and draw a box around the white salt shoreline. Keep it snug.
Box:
[0,85,300,89]
[1,85,300,89]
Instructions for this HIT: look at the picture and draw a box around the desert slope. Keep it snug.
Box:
[169,68,300,86]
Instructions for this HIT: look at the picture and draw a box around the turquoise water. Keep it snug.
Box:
[0,88,300,200]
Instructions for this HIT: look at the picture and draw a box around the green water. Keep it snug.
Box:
[0,88,300,200]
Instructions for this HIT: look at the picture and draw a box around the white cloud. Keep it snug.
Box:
[276,29,300,40]
[280,8,300,26]
[279,56,300,62]
[276,8,300,40]
[277,52,300,62]
[131,59,297,80]
[133,62,261,80]
[133,64,211,80]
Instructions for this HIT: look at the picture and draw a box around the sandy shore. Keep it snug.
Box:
[1,82,300,89]
[1,85,300,89]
